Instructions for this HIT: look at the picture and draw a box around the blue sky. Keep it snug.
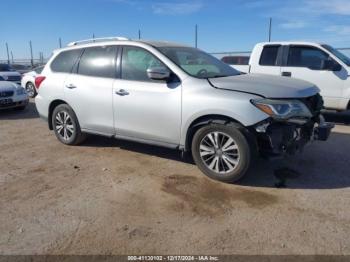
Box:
[1,0,350,60]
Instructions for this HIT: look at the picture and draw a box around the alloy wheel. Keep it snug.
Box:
[25,82,35,97]
[199,131,240,174]
[55,111,75,141]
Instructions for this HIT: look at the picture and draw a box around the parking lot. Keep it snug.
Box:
[0,100,350,255]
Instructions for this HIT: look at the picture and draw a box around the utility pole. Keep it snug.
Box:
[138,29,141,40]
[10,51,14,64]
[93,33,95,42]
[29,40,34,66]
[6,43,10,64]
[268,18,272,42]
[195,24,198,48]
[59,37,62,48]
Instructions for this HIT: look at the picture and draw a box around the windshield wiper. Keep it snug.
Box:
[209,75,229,78]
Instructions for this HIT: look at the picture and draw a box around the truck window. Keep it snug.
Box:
[222,56,249,65]
[259,46,280,66]
[287,46,329,70]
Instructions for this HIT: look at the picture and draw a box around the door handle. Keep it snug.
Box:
[281,72,292,77]
[66,84,77,89]
[115,89,129,96]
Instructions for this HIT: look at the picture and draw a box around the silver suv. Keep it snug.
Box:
[35,37,333,182]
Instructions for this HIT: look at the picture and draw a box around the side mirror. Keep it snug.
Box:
[147,67,171,80]
[323,59,342,71]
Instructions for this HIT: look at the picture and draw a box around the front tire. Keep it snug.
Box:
[52,104,86,145]
[191,123,252,182]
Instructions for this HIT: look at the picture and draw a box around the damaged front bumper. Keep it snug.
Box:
[253,114,334,156]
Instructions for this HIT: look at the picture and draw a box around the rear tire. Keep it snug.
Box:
[52,104,86,145]
[25,82,37,98]
[191,123,252,182]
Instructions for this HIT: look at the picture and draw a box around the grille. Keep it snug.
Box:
[7,75,21,82]
[0,91,14,98]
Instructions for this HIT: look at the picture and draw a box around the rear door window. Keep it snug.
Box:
[51,49,82,73]
[259,45,280,66]
[77,46,117,78]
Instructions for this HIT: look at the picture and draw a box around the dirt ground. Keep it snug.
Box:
[0,100,350,255]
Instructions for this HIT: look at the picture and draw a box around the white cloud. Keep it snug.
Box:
[325,25,350,35]
[280,21,307,29]
[306,0,350,16]
[152,2,203,15]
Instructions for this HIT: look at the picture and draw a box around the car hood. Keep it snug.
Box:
[0,71,21,77]
[0,81,20,91]
[209,74,320,98]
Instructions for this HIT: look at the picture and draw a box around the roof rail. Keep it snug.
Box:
[67,36,130,47]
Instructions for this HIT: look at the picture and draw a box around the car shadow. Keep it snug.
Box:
[0,101,39,120]
[83,129,350,190]
[238,130,350,189]
[82,135,194,164]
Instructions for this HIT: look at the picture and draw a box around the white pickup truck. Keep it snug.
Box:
[232,42,350,111]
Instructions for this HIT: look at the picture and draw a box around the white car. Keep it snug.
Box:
[21,65,44,98]
[0,76,29,110]
[231,42,350,111]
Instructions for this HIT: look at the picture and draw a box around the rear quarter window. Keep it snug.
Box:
[50,49,82,73]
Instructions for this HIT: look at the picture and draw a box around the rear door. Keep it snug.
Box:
[250,45,282,75]
[281,45,345,108]
[64,45,118,134]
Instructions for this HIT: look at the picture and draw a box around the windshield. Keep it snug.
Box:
[157,46,240,79]
[0,64,12,71]
[322,45,350,66]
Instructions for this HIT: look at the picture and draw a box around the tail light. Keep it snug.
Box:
[35,76,46,89]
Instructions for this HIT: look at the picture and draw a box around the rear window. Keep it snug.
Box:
[34,66,44,74]
[78,46,117,78]
[222,56,249,65]
[259,45,280,66]
[51,49,82,73]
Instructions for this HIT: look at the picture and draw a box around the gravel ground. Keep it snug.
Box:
[0,101,349,255]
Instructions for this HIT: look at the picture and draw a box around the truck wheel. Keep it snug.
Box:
[191,123,251,182]
[52,104,86,145]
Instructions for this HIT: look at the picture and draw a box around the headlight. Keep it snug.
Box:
[251,98,312,120]
[16,87,27,95]
[2,75,8,80]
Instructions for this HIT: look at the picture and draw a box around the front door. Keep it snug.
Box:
[281,45,346,109]
[113,46,182,145]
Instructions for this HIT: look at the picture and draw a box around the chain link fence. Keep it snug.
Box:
[1,48,350,69]
[0,58,47,68]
